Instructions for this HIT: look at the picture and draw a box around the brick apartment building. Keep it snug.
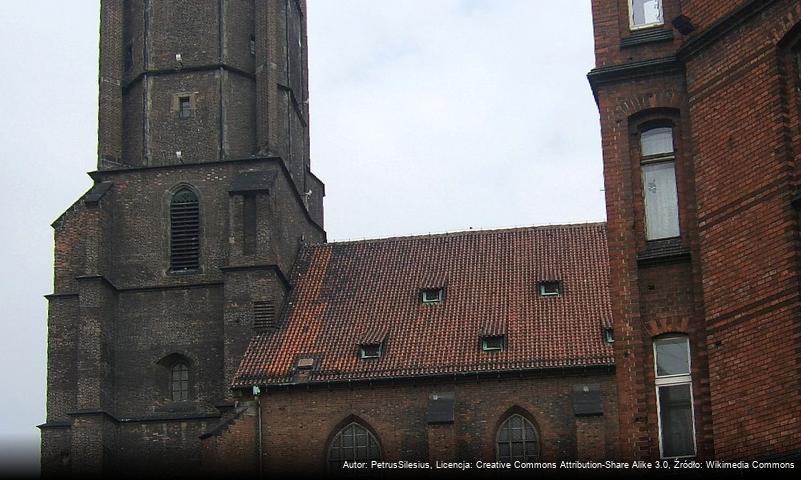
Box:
[588,0,801,461]
[39,0,801,477]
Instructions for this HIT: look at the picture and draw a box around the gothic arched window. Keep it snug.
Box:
[170,362,189,401]
[496,413,540,462]
[327,422,381,472]
[170,188,200,272]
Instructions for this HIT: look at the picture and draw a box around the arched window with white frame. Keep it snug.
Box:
[654,334,696,458]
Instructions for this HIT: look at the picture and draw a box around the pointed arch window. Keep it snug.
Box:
[170,189,200,271]
[496,413,540,462]
[170,362,189,401]
[327,422,381,472]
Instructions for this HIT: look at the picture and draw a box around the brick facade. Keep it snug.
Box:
[41,0,801,475]
[204,372,618,477]
[590,0,801,461]
[40,1,324,477]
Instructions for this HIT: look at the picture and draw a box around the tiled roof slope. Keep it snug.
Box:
[234,223,613,388]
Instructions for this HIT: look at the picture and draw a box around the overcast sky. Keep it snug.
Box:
[0,1,603,473]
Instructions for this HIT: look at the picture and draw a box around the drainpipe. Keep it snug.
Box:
[253,385,263,477]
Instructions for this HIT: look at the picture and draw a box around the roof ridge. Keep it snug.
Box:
[314,221,607,247]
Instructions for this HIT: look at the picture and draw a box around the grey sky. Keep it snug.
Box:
[0,1,603,473]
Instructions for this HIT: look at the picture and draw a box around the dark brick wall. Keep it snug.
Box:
[98,0,123,166]
[113,288,225,416]
[200,407,259,477]
[47,1,323,477]
[205,372,618,476]
[146,71,223,165]
[592,0,801,461]
[115,419,216,476]
[102,0,311,177]
[43,157,325,475]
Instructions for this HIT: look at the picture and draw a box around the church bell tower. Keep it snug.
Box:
[40,1,324,476]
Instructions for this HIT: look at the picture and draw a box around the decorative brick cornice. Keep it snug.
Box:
[587,57,684,100]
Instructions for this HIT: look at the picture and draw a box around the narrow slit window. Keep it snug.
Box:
[482,336,505,352]
[170,189,200,272]
[629,0,663,30]
[421,287,444,304]
[250,34,256,55]
[178,96,192,119]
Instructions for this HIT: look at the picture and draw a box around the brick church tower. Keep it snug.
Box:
[590,0,801,461]
[39,0,324,476]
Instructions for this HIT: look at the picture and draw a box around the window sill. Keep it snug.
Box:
[637,238,689,266]
[621,29,674,49]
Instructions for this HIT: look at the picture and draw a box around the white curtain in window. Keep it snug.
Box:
[631,0,663,26]
[643,162,679,240]
[641,127,673,156]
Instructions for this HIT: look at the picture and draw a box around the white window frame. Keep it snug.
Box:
[653,335,697,459]
[482,336,505,352]
[359,344,381,359]
[538,281,561,297]
[628,0,664,31]
[641,127,680,240]
[421,288,444,304]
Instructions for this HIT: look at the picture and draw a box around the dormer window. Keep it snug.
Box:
[481,336,505,352]
[296,357,315,370]
[421,287,444,304]
[629,0,663,30]
[538,281,561,297]
[359,344,381,359]
[604,327,615,344]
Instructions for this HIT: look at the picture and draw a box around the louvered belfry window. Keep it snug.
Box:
[170,189,200,272]
[253,300,275,330]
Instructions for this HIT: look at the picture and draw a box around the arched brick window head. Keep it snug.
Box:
[170,362,189,402]
[170,189,200,272]
[496,414,540,462]
[327,422,381,472]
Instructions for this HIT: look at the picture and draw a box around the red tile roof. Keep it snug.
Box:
[234,223,613,388]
